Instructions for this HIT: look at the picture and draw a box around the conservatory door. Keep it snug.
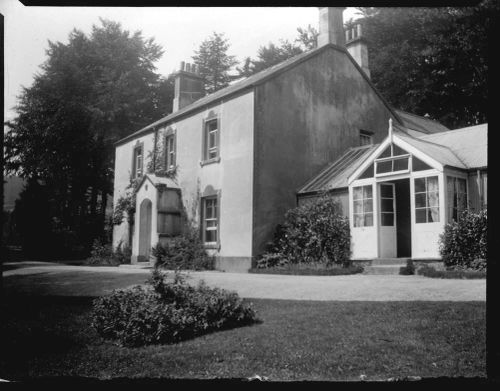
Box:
[378,182,397,258]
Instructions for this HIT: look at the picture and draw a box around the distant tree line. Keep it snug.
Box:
[3,3,493,259]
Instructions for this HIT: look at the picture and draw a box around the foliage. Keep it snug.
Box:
[261,195,350,267]
[356,3,496,128]
[237,25,318,78]
[4,19,171,255]
[250,263,364,276]
[192,32,238,94]
[151,228,214,270]
[91,269,257,346]
[417,264,486,279]
[255,252,289,269]
[399,259,415,275]
[439,209,487,271]
[145,133,179,179]
[86,239,131,266]
[112,177,141,226]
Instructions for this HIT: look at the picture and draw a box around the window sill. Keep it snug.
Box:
[200,157,221,166]
[204,243,220,250]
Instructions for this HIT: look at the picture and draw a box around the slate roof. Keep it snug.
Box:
[297,144,379,194]
[394,110,450,134]
[137,173,180,191]
[116,43,402,146]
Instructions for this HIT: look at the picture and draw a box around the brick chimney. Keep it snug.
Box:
[317,7,346,47]
[172,61,205,112]
[345,23,370,79]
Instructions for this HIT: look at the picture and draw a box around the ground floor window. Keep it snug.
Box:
[353,185,373,227]
[414,176,439,223]
[447,176,467,222]
[201,196,218,244]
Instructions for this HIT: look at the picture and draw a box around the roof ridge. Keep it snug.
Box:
[395,127,469,168]
[395,109,445,125]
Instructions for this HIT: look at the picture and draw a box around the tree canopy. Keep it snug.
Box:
[356,2,495,128]
[4,19,169,253]
[192,32,238,94]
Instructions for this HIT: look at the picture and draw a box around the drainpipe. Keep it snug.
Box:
[152,126,158,173]
[477,169,482,207]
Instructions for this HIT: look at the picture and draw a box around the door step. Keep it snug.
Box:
[370,258,410,266]
[118,263,152,269]
[362,264,407,275]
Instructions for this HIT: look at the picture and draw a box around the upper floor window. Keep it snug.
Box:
[132,144,143,179]
[359,130,373,146]
[446,176,467,222]
[203,118,219,161]
[165,134,176,170]
[353,185,373,227]
[414,176,439,223]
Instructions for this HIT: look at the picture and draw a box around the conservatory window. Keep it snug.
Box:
[353,185,373,227]
[414,176,440,223]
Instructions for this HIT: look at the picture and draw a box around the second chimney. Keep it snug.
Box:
[345,24,370,79]
[317,7,345,47]
[172,62,205,112]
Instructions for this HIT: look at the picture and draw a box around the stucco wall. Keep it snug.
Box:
[112,91,254,270]
[112,133,155,250]
[253,46,396,257]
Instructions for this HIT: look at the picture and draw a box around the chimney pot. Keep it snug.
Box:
[180,61,185,71]
[186,63,191,72]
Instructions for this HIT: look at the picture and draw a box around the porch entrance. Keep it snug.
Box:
[378,178,411,258]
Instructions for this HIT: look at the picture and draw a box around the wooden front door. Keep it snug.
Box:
[138,198,152,262]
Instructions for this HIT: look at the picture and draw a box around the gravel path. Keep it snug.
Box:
[2,262,486,301]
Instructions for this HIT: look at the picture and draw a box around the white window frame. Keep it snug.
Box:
[352,184,374,227]
[446,175,468,223]
[201,196,218,245]
[165,134,176,170]
[414,175,440,224]
[203,118,219,162]
[133,144,143,179]
[359,130,373,146]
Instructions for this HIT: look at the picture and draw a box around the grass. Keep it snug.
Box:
[0,296,485,381]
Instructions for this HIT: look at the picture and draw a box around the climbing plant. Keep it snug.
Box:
[146,131,178,179]
[112,177,141,226]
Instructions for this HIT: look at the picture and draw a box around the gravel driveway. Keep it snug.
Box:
[2,262,486,301]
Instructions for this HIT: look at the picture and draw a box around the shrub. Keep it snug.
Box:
[439,209,487,271]
[255,252,289,269]
[86,239,131,266]
[399,259,415,275]
[152,229,214,270]
[91,270,258,346]
[261,195,350,267]
[249,263,364,276]
[417,264,486,279]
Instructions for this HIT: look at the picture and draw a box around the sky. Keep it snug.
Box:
[1,1,362,122]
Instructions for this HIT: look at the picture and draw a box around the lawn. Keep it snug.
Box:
[0,296,485,381]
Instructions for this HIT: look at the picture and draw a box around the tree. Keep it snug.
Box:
[236,25,318,78]
[192,32,238,94]
[4,19,169,254]
[356,2,496,128]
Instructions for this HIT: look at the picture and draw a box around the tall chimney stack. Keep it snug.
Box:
[317,7,346,47]
[172,61,205,113]
[345,23,370,79]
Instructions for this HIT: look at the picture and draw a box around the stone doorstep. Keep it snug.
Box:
[118,263,152,269]
[370,258,411,266]
[362,265,407,275]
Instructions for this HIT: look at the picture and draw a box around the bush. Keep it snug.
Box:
[439,209,487,271]
[260,195,351,268]
[86,240,131,266]
[152,229,214,270]
[91,270,258,346]
[417,264,486,279]
[399,259,415,275]
[255,252,289,269]
[249,263,364,276]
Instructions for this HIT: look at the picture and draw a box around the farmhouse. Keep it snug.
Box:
[112,7,487,271]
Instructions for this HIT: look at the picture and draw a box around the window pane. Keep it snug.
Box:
[353,187,363,200]
[205,229,217,243]
[428,207,439,223]
[415,208,427,223]
[381,198,393,213]
[415,193,427,208]
[414,178,426,193]
[353,200,363,214]
[413,156,432,171]
[427,176,439,192]
[380,184,393,198]
[353,214,363,227]
[363,185,372,199]
[376,160,392,174]
[457,178,466,194]
[364,213,373,227]
[393,157,409,171]
[427,191,439,207]
[381,213,394,226]
[359,164,374,179]
[392,144,406,156]
[363,199,373,213]
[378,145,391,159]
[458,192,467,210]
